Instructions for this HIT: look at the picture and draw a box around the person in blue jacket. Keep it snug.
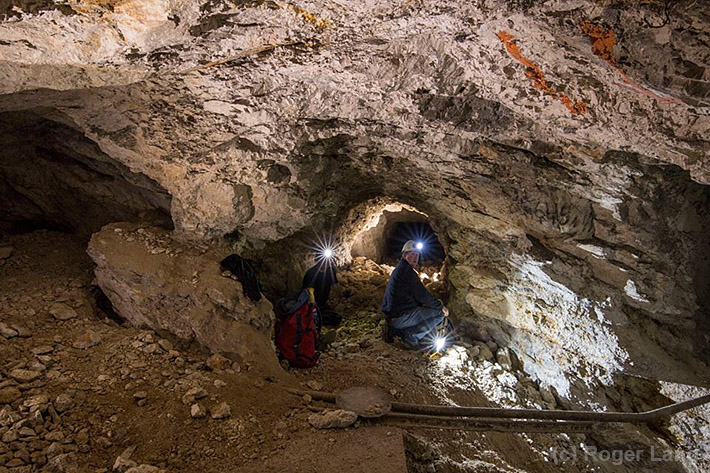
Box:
[381,240,449,349]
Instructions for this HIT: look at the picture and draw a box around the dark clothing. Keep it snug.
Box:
[302,264,338,309]
[220,254,262,302]
[381,258,443,319]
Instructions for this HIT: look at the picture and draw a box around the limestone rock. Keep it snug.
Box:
[113,456,138,473]
[9,369,42,383]
[0,322,18,339]
[48,303,77,321]
[0,246,12,259]
[475,343,494,362]
[308,409,358,429]
[72,330,101,349]
[182,387,207,405]
[125,466,164,473]
[210,402,231,419]
[54,394,74,413]
[0,387,21,404]
[496,348,513,370]
[190,403,206,419]
[206,354,230,371]
[87,223,280,375]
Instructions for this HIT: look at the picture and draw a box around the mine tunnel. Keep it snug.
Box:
[2,1,710,473]
[350,206,446,267]
[0,111,174,236]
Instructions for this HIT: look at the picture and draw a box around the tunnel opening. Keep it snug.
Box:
[350,204,446,268]
[0,111,174,237]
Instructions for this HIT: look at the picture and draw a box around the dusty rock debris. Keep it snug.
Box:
[1,0,709,472]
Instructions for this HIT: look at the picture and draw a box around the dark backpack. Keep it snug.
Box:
[220,254,262,302]
[274,290,321,368]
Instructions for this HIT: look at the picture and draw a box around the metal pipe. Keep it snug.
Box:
[289,389,710,423]
[378,420,598,434]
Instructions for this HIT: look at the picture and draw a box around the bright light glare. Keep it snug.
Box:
[416,241,424,250]
[435,337,446,352]
[323,248,334,258]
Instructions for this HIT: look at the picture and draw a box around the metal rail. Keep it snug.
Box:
[291,389,710,424]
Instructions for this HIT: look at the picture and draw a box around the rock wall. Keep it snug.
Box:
[0,0,709,397]
[87,222,280,375]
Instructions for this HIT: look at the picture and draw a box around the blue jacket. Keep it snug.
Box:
[381,258,443,319]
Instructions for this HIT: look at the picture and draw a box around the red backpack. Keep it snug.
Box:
[275,290,320,368]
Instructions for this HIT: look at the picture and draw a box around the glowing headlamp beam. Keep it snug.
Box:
[322,248,334,259]
[416,241,424,250]
[434,337,446,352]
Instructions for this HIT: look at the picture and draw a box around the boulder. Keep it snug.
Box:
[88,223,281,375]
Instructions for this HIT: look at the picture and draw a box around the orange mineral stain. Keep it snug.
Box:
[497,31,588,115]
[581,22,682,105]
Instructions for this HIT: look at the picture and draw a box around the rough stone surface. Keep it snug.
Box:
[48,303,77,321]
[0,2,709,466]
[210,402,231,420]
[72,330,101,349]
[190,403,206,419]
[87,222,280,375]
[308,409,358,429]
[0,387,21,404]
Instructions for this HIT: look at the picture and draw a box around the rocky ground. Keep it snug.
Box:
[1,230,709,473]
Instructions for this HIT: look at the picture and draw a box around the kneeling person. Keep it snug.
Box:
[381,240,449,349]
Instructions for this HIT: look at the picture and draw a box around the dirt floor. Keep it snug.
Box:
[0,231,705,473]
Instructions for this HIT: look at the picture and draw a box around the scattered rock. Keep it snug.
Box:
[475,343,494,361]
[9,368,42,383]
[0,322,18,338]
[182,387,208,405]
[496,347,512,370]
[157,339,173,352]
[46,453,78,472]
[308,409,358,429]
[210,402,231,419]
[190,403,206,418]
[0,387,21,404]
[32,345,54,355]
[206,353,230,371]
[113,456,138,473]
[72,330,102,349]
[306,380,323,391]
[54,393,74,413]
[213,379,227,388]
[0,246,12,259]
[12,324,32,338]
[540,386,556,405]
[133,391,147,400]
[48,303,77,321]
[125,465,164,473]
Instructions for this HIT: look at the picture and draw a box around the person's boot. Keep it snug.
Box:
[381,322,394,343]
